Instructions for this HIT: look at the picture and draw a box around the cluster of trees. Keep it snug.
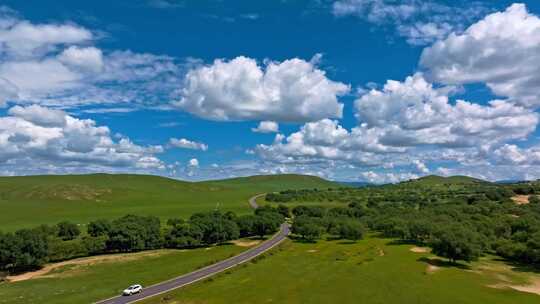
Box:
[290,206,365,242]
[280,179,540,265]
[0,206,287,274]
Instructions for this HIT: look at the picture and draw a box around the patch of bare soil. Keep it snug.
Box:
[6,250,167,282]
[410,246,430,253]
[489,278,540,296]
[231,240,261,247]
[377,247,385,256]
[511,195,530,205]
[510,278,540,296]
[425,264,440,274]
[307,249,318,253]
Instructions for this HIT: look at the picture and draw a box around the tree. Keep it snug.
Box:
[0,228,49,273]
[253,213,283,239]
[87,219,111,237]
[429,226,482,263]
[57,221,80,241]
[277,204,290,218]
[331,220,364,241]
[190,211,239,245]
[165,224,203,248]
[82,236,108,255]
[166,218,184,227]
[107,215,161,252]
[292,216,324,241]
[236,215,256,237]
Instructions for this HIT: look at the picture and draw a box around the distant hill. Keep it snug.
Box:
[338,181,373,187]
[402,175,490,186]
[205,174,339,189]
[0,173,337,231]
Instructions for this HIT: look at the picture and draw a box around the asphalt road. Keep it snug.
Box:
[96,194,288,304]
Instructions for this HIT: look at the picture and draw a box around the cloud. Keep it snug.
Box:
[174,55,349,122]
[169,138,208,151]
[0,105,164,174]
[492,144,540,166]
[360,171,419,184]
[0,17,93,58]
[420,3,540,108]
[253,72,538,181]
[252,121,279,133]
[58,46,103,73]
[332,0,489,45]
[412,159,429,173]
[188,158,199,167]
[355,73,538,148]
[0,9,183,108]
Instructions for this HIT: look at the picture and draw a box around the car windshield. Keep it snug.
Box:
[128,285,138,289]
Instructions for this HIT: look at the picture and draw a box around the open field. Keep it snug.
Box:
[0,174,337,231]
[0,243,249,304]
[139,237,540,304]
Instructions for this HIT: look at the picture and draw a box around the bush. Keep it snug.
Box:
[87,219,112,237]
[107,215,161,252]
[292,216,324,241]
[56,221,80,241]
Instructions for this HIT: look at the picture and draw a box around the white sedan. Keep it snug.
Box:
[122,284,143,296]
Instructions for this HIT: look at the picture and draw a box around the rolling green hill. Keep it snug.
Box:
[0,173,338,231]
[401,175,490,186]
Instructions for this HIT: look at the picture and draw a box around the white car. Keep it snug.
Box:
[122,284,142,296]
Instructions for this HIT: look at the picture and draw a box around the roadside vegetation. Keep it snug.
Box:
[0,207,285,275]
[140,238,540,304]
[0,245,246,304]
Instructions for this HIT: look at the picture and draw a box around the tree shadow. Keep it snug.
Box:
[417,256,471,270]
[337,240,357,245]
[385,239,420,246]
[288,235,318,243]
[493,258,540,274]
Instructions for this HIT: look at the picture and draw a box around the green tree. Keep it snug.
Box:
[429,226,482,263]
[87,219,111,237]
[277,204,290,218]
[331,220,365,241]
[292,216,324,241]
[57,221,80,241]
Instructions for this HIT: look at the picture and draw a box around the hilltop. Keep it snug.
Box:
[0,173,338,231]
[400,175,490,186]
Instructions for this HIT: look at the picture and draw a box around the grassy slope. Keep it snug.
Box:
[0,173,338,231]
[0,244,246,304]
[140,238,540,304]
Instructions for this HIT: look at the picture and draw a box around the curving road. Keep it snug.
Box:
[96,193,288,304]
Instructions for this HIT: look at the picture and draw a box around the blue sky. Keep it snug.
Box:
[0,0,539,182]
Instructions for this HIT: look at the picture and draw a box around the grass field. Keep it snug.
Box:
[139,237,540,304]
[0,173,337,231]
[0,243,250,304]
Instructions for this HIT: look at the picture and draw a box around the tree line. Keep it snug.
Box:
[0,206,286,274]
[282,183,540,265]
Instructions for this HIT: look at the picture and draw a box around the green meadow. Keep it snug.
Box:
[140,237,540,304]
[0,244,247,304]
[0,173,337,231]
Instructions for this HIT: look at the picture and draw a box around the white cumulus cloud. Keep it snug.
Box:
[420,3,540,108]
[169,138,208,151]
[252,121,279,133]
[174,56,349,122]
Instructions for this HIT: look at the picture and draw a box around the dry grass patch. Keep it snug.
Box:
[511,195,530,205]
[410,246,430,253]
[231,240,261,247]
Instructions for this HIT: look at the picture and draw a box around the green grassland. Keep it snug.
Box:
[140,237,540,304]
[0,173,337,231]
[0,243,248,304]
